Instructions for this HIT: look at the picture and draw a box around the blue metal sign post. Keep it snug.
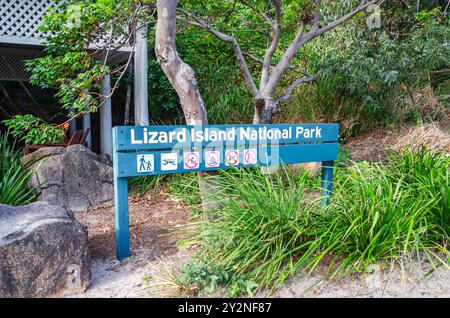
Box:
[113,124,339,260]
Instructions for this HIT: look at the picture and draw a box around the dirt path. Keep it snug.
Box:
[343,122,450,162]
[73,191,193,298]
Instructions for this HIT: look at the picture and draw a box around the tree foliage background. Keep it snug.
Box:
[1,0,449,142]
[170,0,449,136]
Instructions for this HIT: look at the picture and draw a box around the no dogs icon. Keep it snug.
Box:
[225,150,239,166]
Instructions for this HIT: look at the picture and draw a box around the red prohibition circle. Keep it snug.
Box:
[244,150,257,164]
[184,152,199,168]
[206,152,219,167]
[226,150,239,165]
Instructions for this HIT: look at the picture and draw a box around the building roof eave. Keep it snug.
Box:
[0,35,133,53]
[0,36,45,49]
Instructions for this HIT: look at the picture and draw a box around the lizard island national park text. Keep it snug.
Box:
[128,124,332,146]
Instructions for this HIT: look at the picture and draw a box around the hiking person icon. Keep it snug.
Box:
[139,156,146,171]
[137,154,154,173]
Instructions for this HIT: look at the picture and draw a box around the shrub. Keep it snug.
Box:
[387,147,450,237]
[276,5,449,139]
[302,148,449,277]
[0,131,37,206]
[3,114,65,144]
[314,160,449,277]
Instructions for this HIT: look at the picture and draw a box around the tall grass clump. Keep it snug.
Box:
[0,131,36,206]
[179,147,449,296]
[312,159,449,277]
[128,172,201,208]
[179,168,327,296]
[387,147,450,238]
[129,174,168,196]
[167,173,202,206]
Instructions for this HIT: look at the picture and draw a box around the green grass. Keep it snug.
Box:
[178,147,450,296]
[167,173,202,206]
[129,172,202,214]
[129,174,169,196]
[387,147,450,237]
[310,160,449,277]
[0,131,37,206]
[179,168,327,296]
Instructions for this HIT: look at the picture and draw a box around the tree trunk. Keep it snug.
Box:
[253,97,276,124]
[155,0,220,214]
[155,0,207,125]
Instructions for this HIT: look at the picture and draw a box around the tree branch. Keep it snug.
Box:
[239,0,274,28]
[242,51,296,70]
[242,51,264,64]
[313,0,322,28]
[274,74,316,109]
[178,9,263,103]
[262,22,305,97]
[263,0,379,97]
[260,0,282,91]
[312,0,378,35]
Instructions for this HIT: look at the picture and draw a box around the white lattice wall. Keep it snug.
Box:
[0,0,58,39]
[0,0,131,80]
[0,1,61,80]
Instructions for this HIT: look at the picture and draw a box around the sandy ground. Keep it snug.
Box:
[72,190,194,298]
[76,250,191,298]
[268,262,450,298]
[70,124,450,298]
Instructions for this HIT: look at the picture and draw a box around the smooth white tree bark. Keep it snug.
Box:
[155,0,208,125]
[155,0,219,213]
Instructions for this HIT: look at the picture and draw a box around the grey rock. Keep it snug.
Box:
[25,145,114,212]
[98,153,113,166]
[20,147,66,167]
[0,202,90,297]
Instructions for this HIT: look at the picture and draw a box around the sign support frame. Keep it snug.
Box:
[113,128,130,259]
[320,160,334,206]
[112,124,339,260]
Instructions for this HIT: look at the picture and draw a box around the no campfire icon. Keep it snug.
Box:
[205,151,220,168]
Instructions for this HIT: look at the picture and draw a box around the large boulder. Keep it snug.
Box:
[0,202,91,297]
[21,144,114,212]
